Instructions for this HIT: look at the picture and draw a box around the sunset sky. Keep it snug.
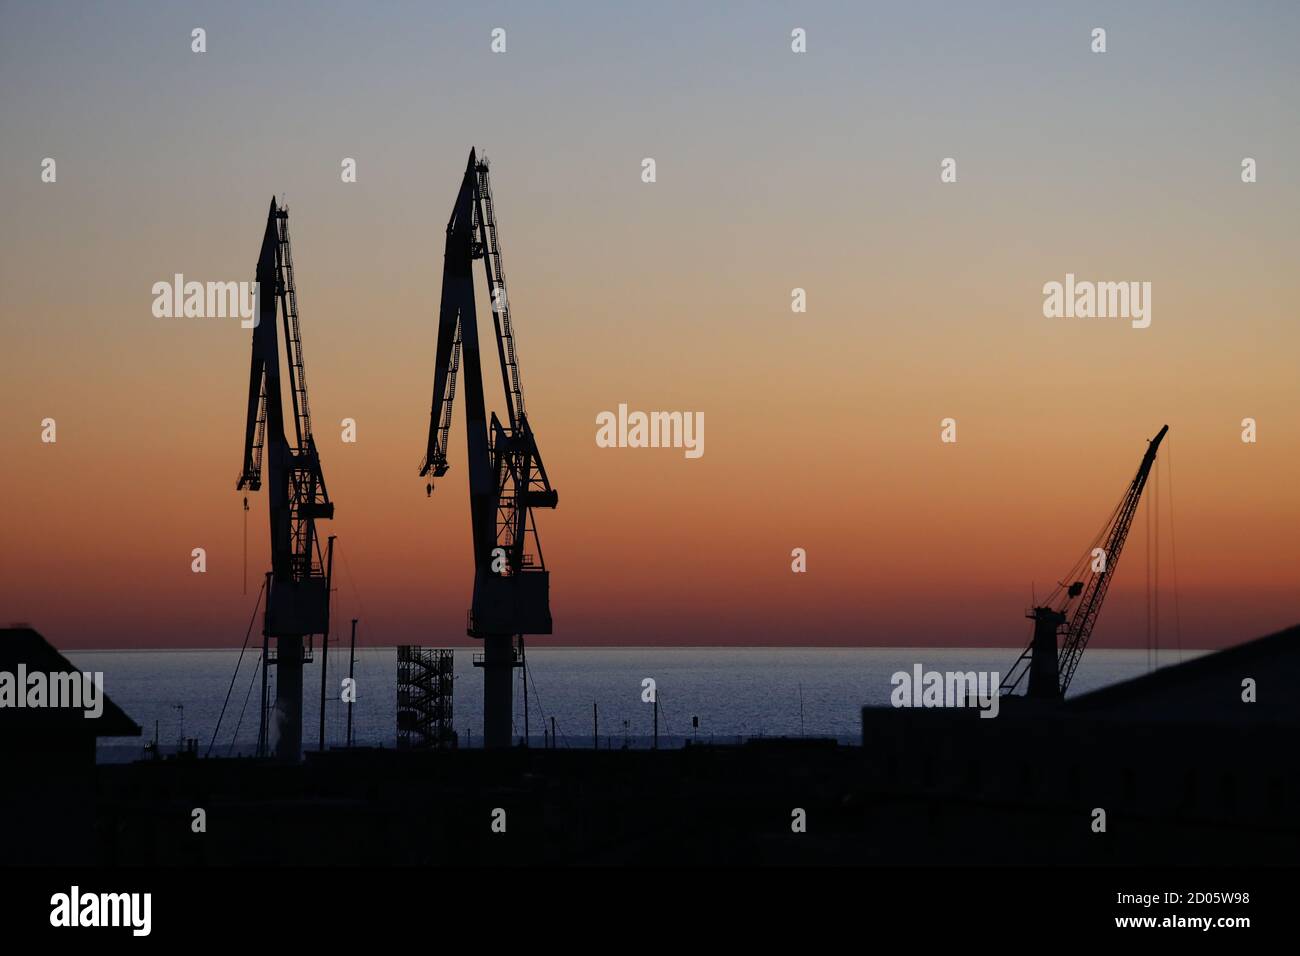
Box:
[2,1,1297,651]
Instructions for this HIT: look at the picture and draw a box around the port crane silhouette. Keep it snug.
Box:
[237,199,336,761]
[422,150,558,750]
[1001,425,1168,699]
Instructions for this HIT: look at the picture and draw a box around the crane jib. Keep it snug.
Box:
[1001,425,1169,700]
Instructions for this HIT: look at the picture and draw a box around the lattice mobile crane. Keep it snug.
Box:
[237,199,336,762]
[422,151,558,750]
[1001,425,1168,700]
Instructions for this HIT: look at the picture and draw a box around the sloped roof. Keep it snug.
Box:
[1064,623,1300,725]
[0,627,141,737]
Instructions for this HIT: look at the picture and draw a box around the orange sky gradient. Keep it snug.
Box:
[1,3,1297,650]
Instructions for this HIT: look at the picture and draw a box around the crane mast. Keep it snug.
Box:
[422,150,558,749]
[1001,425,1168,700]
[237,199,335,762]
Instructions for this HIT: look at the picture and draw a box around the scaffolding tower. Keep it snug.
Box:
[396,646,456,750]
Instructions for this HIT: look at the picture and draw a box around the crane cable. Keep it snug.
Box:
[528,658,571,748]
[1048,489,1127,607]
[1143,444,1181,672]
[510,650,557,747]
[655,690,674,738]
[207,577,266,757]
[228,648,263,756]
[1149,457,1159,671]
[242,496,249,595]
[1154,455,1161,668]
[1167,436,1183,663]
[1152,455,1164,670]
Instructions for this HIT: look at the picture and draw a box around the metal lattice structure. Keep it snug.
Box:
[237,199,336,762]
[396,646,456,750]
[1001,425,1168,699]
[420,150,558,749]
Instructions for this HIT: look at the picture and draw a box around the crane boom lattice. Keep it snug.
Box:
[1001,425,1168,699]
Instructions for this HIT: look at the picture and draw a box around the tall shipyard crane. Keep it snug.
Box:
[422,150,558,749]
[237,198,336,762]
[1001,425,1168,700]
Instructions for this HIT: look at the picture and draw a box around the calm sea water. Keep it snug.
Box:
[66,646,1198,763]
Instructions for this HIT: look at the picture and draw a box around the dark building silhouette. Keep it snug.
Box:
[6,624,1295,866]
[862,624,1300,863]
[0,627,140,864]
